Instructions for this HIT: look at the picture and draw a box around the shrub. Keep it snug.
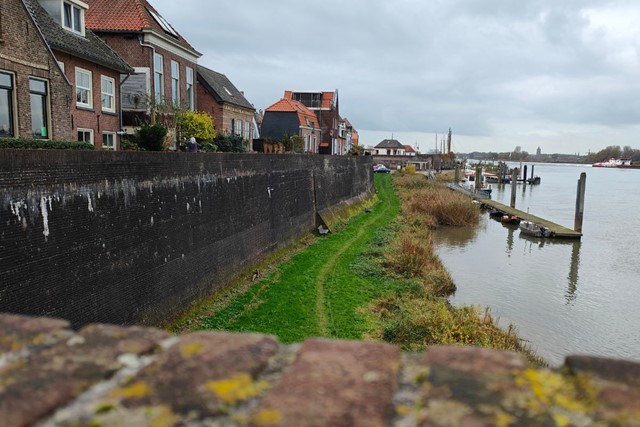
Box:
[214,134,246,153]
[177,111,216,142]
[0,138,95,150]
[135,123,167,151]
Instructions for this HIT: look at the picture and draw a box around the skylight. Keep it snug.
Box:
[223,86,233,97]
[147,8,178,38]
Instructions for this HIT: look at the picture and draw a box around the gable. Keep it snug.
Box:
[84,0,200,58]
[196,65,253,111]
[23,0,132,73]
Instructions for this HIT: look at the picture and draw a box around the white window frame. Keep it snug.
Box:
[153,53,164,103]
[185,67,194,111]
[171,60,179,105]
[75,67,92,108]
[101,75,115,113]
[102,132,116,151]
[236,119,242,137]
[244,121,250,140]
[62,1,85,36]
[78,128,93,145]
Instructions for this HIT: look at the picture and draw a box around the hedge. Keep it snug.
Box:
[0,138,95,150]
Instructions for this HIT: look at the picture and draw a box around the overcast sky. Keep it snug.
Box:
[152,0,640,154]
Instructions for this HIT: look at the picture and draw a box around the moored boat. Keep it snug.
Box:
[519,220,551,237]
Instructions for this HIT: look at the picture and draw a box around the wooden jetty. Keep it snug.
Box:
[448,184,582,239]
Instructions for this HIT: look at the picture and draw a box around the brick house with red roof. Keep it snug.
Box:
[261,98,320,153]
[1,0,72,141]
[284,90,342,155]
[84,0,201,136]
[2,0,133,147]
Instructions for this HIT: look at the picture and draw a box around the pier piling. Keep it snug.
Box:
[574,172,587,232]
[510,168,518,208]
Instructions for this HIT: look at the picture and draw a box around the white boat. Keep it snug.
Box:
[519,220,551,237]
[592,158,633,168]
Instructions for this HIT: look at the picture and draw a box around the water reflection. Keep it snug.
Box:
[516,233,582,304]
[433,223,480,247]
[566,240,581,304]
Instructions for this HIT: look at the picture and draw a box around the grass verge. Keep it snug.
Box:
[174,171,545,365]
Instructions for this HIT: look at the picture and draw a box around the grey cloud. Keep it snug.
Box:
[152,0,640,152]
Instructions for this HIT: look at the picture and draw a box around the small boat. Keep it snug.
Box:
[592,158,633,168]
[501,214,521,225]
[488,209,504,218]
[519,220,551,237]
[527,176,541,185]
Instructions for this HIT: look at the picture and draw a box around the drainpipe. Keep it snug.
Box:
[118,72,131,148]
[139,35,156,123]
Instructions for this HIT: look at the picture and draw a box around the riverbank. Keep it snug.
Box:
[170,172,544,365]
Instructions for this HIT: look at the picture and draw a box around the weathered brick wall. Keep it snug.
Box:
[0,150,373,328]
[1,0,72,140]
[1,312,638,426]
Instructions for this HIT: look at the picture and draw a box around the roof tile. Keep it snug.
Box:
[84,0,199,55]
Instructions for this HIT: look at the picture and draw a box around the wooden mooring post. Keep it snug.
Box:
[574,172,587,232]
[510,168,518,208]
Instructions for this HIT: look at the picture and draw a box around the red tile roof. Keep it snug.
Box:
[404,145,416,153]
[266,99,320,129]
[84,0,199,54]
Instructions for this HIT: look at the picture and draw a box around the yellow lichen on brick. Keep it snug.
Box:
[515,369,592,419]
[252,409,283,426]
[493,409,515,427]
[206,373,270,404]
[395,404,412,416]
[147,405,178,427]
[109,381,152,399]
[180,341,204,357]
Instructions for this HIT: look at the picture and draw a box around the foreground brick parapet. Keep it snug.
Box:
[1,313,639,426]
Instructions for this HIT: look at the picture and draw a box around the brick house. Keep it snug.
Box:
[261,98,320,153]
[284,90,341,155]
[84,0,201,137]
[22,0,133,150]
[1,0,73,140]
[196,64,255,149]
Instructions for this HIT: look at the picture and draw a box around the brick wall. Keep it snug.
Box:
[54,51,122,148]
[197,84,255,146]
[2,312,639,426]
[0,150,373,328]
[98,34,197,109]
[0,0,72,140]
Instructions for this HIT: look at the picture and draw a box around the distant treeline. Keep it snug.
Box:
[461,145,640,164]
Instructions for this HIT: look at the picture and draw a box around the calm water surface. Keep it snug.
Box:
[433,163,640,366]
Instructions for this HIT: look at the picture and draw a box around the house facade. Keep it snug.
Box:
[196,64,255,148]
[26,0,133,149]
[284,90,341,155]
[1,0,133,148]
[373,139,407,156]
[261,98,320,153]
[1,0,73,140]
[84,0,201,137]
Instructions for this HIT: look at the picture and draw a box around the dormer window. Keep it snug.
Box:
[62,0,87,36]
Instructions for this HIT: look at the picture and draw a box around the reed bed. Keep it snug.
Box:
[368,171,544,365]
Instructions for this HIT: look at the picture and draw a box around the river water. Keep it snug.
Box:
[433,162,640,366]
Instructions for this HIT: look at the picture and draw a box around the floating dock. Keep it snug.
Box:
[448,184,582,239]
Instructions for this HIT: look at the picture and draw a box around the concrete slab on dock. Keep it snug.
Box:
[448,184,582,239]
